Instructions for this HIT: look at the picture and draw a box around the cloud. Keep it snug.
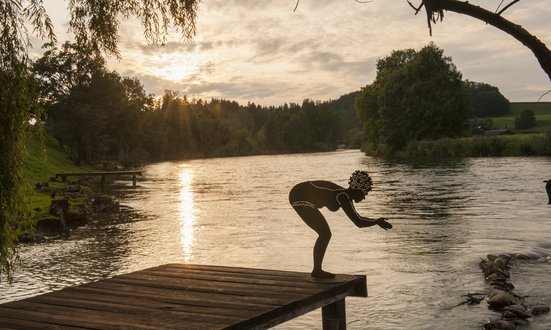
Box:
[104,0,551,105]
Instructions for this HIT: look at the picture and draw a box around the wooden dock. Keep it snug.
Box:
[55,171,142,188]
[0,264,367,329]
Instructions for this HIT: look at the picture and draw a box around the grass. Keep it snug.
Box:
[400,133,551,158]
[481,102,551,131]
[23,131,95,216]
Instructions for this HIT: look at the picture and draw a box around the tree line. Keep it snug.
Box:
[33,43,362,167]
[34,42,512,165]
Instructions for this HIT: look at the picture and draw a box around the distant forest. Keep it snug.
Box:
[30,42,366,167]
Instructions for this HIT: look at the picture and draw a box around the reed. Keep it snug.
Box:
[385,132,551,158]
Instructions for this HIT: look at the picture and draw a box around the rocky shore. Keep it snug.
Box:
[19,177,119,243]
[478,253,550,329]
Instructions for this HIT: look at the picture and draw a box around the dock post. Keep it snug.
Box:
[132,174,137,187]
[322,298,346,329]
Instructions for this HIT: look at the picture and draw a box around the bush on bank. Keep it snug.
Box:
[363,132,551,158]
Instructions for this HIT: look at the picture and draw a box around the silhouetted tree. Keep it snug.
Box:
[464,80,510,117]
[1,0,200,281]
[356,43,469,153]
[515,109,537,129]
[408,0,551,83]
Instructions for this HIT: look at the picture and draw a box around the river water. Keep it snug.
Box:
[2,150,551,329]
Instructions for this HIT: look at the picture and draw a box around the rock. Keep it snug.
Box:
[504,304,531,319]
[483,319,515,330]
[65,210,89,228]
[36,215,65,235]
[65,185,81,193]
[494,257,508,270]
[531,305,550,316]
[18,232,45,243]
[49,199,69,216]
[487,254,499,261]
[490,281,514,292]
[485,273,501,282]
[93,194,119,212]
[487,291,515,309]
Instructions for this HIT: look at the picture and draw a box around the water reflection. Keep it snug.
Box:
[178,165,196,261]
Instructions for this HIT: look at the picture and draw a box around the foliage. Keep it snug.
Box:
[464,80,510,117]
[141,93,354,160]
[355,43,469,155]
[515,109,537,129]
[401,132,551,158]
[23,133,95,217]
[0,0,47,282]
[0,0,200,282]
[33,42,154,166]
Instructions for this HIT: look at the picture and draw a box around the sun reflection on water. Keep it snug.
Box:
[178,165,196,261]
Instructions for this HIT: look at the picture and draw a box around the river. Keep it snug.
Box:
[2,150,551,329]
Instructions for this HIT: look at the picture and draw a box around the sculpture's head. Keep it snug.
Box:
[348,170,372,202]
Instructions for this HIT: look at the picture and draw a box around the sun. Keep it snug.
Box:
[150,54,197,81]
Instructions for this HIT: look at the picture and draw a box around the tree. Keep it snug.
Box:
[1,0,200,282]
[407,0,551,84]
[356,43,469,153]
[464,80,510,117]
[515,109,536,129]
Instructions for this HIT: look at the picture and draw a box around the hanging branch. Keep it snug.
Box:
[294,0,371,13]
[293,0,300,12]
[415,0,551,83]
[497,0,520,16]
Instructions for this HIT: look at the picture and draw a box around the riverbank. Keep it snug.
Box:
[21,133,123,242]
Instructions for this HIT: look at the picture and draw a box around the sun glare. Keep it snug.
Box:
[178,165,196,261]
[151,54,197,82]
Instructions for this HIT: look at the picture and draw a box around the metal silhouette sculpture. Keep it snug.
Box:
[289,170,392,280]
[545,180,551,204]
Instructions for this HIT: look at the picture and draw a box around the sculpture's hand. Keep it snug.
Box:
[376,217,392,230]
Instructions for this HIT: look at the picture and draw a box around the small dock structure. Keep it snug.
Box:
[0,264,367,329]
[55,170,142,188]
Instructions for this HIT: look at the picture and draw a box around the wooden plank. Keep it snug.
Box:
[75,281,289,307]
[115,271,322,295]
[0,315,81,330]
[106,275,311,300]
[0,301,221,330]
[38,289,263,319]
[0,264,367,329]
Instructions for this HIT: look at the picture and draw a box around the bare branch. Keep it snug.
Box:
[407,0,424,14]
[495,0,506,14]
[293,0,300,12]
[497,0,520,16]
[537,90,551,102]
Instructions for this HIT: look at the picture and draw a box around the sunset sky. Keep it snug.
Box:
[35,0,551,106]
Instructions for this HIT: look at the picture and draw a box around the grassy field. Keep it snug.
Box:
[489,102,551,131]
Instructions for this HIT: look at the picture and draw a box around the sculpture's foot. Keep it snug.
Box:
[311,269,335,279]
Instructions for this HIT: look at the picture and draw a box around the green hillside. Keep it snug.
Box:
[23,132,94,216]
